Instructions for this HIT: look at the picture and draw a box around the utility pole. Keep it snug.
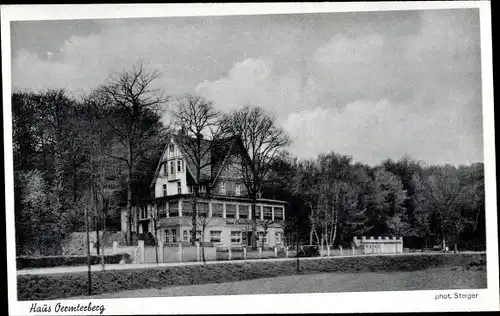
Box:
[86,135,94,296]
[296,217,300,273]
[295,15,306,274]
[85,204,92,295]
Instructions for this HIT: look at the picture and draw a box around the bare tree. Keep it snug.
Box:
[90,61,168,245]
[173,94,226,246]
[196,211,211,263]
[223,106,291,249]
[148,201,164,264]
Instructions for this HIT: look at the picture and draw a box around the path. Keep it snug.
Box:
[17,251,484,276]
[71,267,487,299]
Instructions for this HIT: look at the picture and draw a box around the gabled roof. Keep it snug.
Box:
[172,134,212,182]
[150,134,245,188]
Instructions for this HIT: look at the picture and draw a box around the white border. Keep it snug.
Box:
[2,2,498,315]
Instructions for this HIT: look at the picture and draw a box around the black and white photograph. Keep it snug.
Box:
[2,2,498,315]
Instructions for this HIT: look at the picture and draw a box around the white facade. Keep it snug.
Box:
[154,138,189,198]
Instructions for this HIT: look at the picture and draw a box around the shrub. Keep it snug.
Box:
[16,254,131,270]
[17,253,485,300]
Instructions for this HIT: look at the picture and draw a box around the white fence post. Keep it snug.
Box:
[274,246,278,258]
[196,242,200,262]
[158,241,164,263]
[138,240,145,264]
[178,242,183,262]
[243,246,247,260]
[285,246,289,258]
[259,247,262,259]
[327,245,331,257]
[89,241,94,254]
[228,246,232,261]
[340,245,343,256]
[112,241,118,255]
[352,245,355,256]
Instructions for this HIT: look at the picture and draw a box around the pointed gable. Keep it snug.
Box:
[150,133,249,188]
[172,134,212,182]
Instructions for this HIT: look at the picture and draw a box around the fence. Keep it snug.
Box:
[97,239,402,264]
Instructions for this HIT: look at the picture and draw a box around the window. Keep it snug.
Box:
[238,205,249,219]
[140,206,147,219]
[274,207,284,220]
[212,203,223,217]
[182,201,193,218]
[163,163,168,176]
[190,230,202,242]
[257,232,268,244]
[170,161,174,174]
[177,182,182,194]
[165,230,170,243]
[159,203,167,218]
[263,206,273,220]
[168,201,179,217]
[200,185,206,193]
[242,231,248,244]
[197,202,209,217]
[183,230,188,241]
[255,206,262,219]
[162,184,167,197]
[231,231,242,243]
[210,230,222,243]
[171,229,177,243]
[275,232,282,244]
[220,182,226,195]
[177,160,182,172]
[169,143,174,153]
[235,184,241,196]
[226,204,236,219]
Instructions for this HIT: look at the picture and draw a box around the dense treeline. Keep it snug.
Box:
[12,63,485,256]
[13,63,167,256]
[264,154,485,251]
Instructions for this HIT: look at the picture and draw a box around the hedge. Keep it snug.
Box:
[16,254,131,270]
[17,253,486,301]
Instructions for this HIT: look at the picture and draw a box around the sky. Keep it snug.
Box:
[10,8,483,166]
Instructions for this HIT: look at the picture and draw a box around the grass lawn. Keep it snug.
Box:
[75,266,487,299]
[18,253,486,300]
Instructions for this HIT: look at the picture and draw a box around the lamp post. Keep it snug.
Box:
[296,217,300,272]
[85,205,92,296]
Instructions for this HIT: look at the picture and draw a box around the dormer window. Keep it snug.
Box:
[200,185,206,193]
[169,143,174,153]
[235,184,241,196]
[170,161,174,174]
[163,163,168,176]
[220,182,226,195]
[162,184,167,197]
[177,160,182,172]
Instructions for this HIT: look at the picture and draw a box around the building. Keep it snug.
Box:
[353,236,403,254]
[121,133,287,249]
